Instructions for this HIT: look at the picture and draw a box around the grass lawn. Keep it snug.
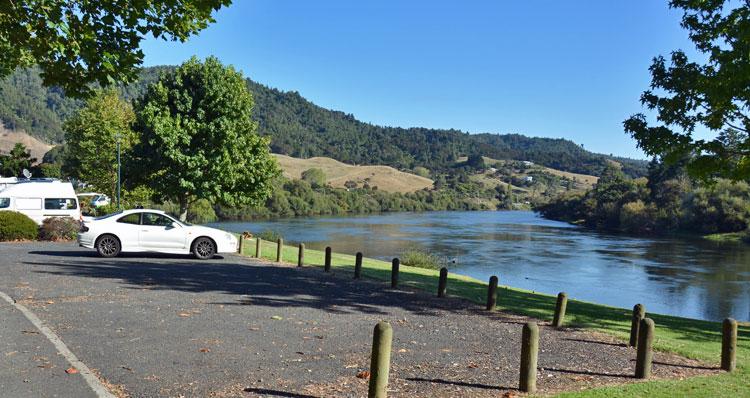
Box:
[238,237,749,397]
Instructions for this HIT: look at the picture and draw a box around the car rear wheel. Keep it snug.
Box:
[96,234,121,258]
[192,237,216,260]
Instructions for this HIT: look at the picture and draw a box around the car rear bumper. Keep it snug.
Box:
[77,233,95,249]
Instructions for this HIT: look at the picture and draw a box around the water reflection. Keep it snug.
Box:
[211,211,750,322]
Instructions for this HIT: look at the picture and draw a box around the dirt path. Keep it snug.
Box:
[0,243,718,397]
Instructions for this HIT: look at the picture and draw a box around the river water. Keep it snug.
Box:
[210,211,750,322]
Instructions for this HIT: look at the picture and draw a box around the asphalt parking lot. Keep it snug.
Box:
[0,242,716,397]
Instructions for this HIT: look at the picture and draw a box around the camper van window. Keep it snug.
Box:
[16,198,41,210]
[0,198,9,208]
[44,198,78,210]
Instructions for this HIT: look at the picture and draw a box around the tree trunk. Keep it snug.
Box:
[178,195,189,222]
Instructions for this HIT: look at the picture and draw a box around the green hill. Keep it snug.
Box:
[0,67,647,177]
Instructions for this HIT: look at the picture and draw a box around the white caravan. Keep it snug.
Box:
[0,177,18,192]
[0,180,80,224]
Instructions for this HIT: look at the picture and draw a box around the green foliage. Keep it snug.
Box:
[216,177,498,220]
[300,168,326,187]
[538,160,750,235]
[460,154,486,171]
[624,1,750,181]
[131,57,280,221]
[412,166,430,178]
[0,1,230,97]
[0,143,35,177]
[63,89,137,198]
[400,248,444,270]
[187,199,217,224]
[36,163,61,178]
[0,211,38,241]
[39,217,79,241]
[257,230,283,242]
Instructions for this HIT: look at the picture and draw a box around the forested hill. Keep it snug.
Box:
[0,67,647,177]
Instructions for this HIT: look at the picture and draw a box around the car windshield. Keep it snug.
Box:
[166,213,191,226]
[94,210,123,220]
[0,197,9,208]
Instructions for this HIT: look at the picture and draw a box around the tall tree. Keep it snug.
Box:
[0,143,35,177]
[624,0,750,181]
[0,1,230,97]
[131,56,280,221]
[63,89,137,198]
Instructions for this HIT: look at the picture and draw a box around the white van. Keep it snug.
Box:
[0,180,80,224]
[0,177,18,192]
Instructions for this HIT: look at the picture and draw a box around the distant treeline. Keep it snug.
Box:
[536,160,750,235]
[0,67,647,178]
[216,177,508,220]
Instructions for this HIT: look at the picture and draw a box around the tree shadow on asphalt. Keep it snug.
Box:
[25,252,461,317]
[241,388,318,398]
[404,377,513,391]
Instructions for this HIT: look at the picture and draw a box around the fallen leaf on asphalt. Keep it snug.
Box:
[178,312,191,318]
[467,362,479,369]
[21,330,40,335]
[502,392,516,398]
[397,348,407,353]
[356,371,370,379]
[271,316,283,320]
[65,368,79,374]
[199,348,210,353]
[46,300,54,304]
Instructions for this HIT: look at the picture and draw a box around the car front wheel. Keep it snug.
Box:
[96,234,121,258]
[192,237,216,260]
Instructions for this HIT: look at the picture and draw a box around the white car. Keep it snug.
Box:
[78,209,237,259]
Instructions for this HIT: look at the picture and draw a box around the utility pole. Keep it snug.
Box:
[116,133,121,209]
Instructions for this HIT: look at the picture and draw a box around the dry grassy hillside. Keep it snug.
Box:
[0,128,52,162]
[274,154,433,193]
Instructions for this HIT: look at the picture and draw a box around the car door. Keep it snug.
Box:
[114,213,142,250]
[139,213,187,250]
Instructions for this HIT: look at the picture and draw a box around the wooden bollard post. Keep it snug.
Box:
[721,318,738,372]
[519,322,539,393]
[276,238,283,262]
[629,304,645,347]
[552,292,568,328]
[354,252,363,279]
[635,318,655,379]
[324,246,332,272]
[255,238,261,258]
[437,267,448,297]
[298,243,304,267]
[486,276,498,311]
[368,321,393,398]
[391,258,399,288]
[238,232,245,254]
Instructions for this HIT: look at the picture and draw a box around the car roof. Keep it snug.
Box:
[122,209,166,214]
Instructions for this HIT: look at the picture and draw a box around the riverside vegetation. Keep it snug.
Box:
[537,159,750,238]
[241,236,749,397]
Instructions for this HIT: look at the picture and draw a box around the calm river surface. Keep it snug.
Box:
[211,211,750,322]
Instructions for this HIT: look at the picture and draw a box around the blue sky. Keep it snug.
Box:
[140,1,697,159]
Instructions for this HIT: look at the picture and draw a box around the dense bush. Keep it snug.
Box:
[537,161,750,236]
[39,217,79,241]
[257,230,283,242]
[400,248,445,270]
[301,168,326,188]
[0,211,39,241]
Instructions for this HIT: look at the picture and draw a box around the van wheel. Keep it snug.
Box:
[96,234,121,258]
[192,237,216,260]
